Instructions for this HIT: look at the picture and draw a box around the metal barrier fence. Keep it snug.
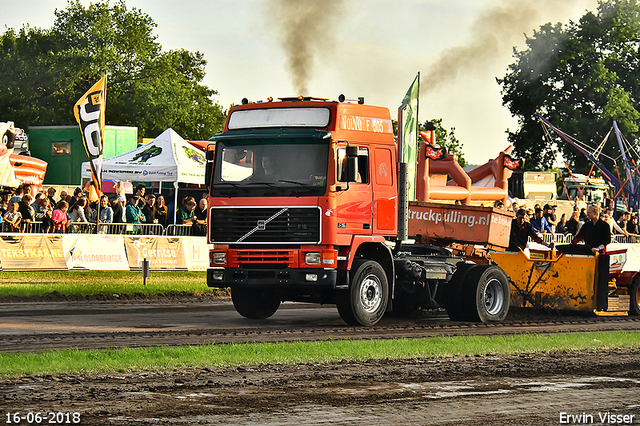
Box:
[535,233,640,245]
[166,224,194,236]
[2,221,186,236]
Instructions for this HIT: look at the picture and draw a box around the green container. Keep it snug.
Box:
[28,125,138,185]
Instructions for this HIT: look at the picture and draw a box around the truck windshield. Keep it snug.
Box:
[210,139,329,197]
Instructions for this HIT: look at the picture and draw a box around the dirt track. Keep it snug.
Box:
[1,348,639,425]
[0,298,640,426]
[1,297,639,424]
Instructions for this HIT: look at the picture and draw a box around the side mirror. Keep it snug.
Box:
[345,146,359,182]
[205,146,215,189]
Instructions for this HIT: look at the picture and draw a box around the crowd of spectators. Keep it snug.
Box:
[510,200,640,240]
[0,182,208,235]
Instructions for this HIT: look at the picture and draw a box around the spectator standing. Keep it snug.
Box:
[91,195,113,233]
[530,208,553,234]
[52,200,70,233]
[154,194,168,228]
[134,184,146,209]
[603,207,628,236]
[543,204,558,233]
[18,194,35,232]
[579,208,587,224]
[555,213,567,235]
[38,197,55,233]
[627,215,639,235]
[142,193,157,224]
[192,198,208,236]
[9,184,30,205]
[565,211,581,236]
[91,195,113,224]
[3,202,21,232]
[110,196,124,223]
[125,195,145,224]
[617,211,630,233]
[0,191,11,216]
[115,181,127,203]
[68,198,88,222]
[68,187,84,209]
[47,187,57,206]
[176,196,197,225]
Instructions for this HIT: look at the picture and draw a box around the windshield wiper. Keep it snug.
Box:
[277,180,311,187]
[246,181,277,187]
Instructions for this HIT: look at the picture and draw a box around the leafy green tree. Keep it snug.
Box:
[498,0,640,173]
[0,0,225,139]
[421,119,467,167]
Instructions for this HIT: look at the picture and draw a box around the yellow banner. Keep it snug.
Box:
[0,235,67,270]
[73,75,107,191]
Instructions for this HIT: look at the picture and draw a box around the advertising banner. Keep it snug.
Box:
[62,235,129,270]
[183,237,210,271]
[124,236,187,270]
[407,202,512,248]
[0,235,67,270]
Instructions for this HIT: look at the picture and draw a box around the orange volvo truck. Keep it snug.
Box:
[205,96,515,326]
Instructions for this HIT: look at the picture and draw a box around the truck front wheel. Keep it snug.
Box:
[231,287,281,319]
[462,264,510,323]
[337,259,389,326]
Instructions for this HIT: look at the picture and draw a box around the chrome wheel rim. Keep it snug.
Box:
[359,274,383,313]
[484,278,504,315]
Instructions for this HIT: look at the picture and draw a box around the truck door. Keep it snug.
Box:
[336,146,373,235]
[372,147,397,234]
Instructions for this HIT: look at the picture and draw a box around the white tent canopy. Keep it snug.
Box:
[81,128,205,184]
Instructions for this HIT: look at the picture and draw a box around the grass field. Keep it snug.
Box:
[0,270,218,298]
[0,331,638,378]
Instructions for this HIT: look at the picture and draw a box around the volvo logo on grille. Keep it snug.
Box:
[236,208,289,242]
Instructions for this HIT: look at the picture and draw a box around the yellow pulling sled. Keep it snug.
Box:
[492,244,638,316]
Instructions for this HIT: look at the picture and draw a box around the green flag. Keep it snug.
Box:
[401,74,419,200]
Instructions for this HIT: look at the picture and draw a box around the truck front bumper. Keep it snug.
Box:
[207,267,338,289]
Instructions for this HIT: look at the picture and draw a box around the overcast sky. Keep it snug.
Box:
[1,0,598,164]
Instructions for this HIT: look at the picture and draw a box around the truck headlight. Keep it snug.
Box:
[213,252,226,265]
[305,252,321,265]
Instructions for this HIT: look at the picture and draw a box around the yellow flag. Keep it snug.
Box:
[74,75,107,191]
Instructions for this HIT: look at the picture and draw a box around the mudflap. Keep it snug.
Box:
[596,254,610,311]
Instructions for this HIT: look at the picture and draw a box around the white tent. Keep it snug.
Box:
[81,128,205,184]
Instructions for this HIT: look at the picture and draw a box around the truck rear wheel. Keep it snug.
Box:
[337,259,389,326]
[231,287,281,319]
[462,264,510,323]
[630,277,640,316]
[445,262,476,321]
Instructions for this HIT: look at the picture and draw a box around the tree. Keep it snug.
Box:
[498,0,640,173]
[0,0,225,139]
[421,119,467,167]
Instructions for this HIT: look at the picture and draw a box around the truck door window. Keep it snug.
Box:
[337,147,369,184]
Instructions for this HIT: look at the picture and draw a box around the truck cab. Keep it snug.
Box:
[206,97,400,325]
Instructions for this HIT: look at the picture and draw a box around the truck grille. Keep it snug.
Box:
[210,207,321,244]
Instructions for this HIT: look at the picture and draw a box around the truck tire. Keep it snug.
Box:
[630,277,640,316]
[391,281,421,318]
[461,264,510,323]
[231,287,281,319]
[336,259,389,326]
[445,262,476,321]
